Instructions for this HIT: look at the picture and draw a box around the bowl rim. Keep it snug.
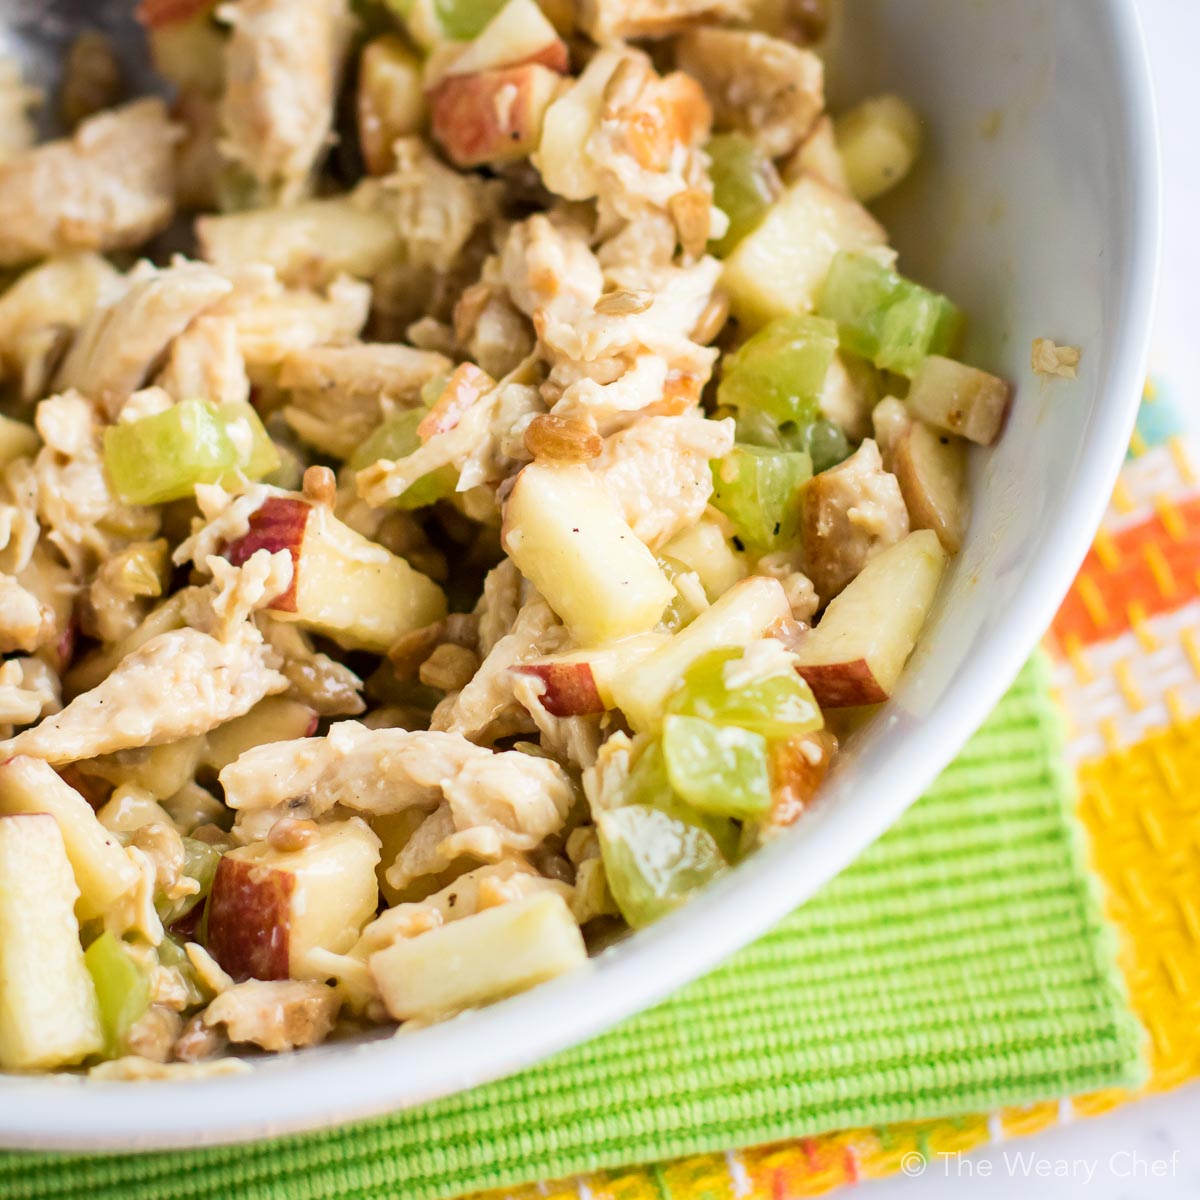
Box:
[0,0,1162,1152]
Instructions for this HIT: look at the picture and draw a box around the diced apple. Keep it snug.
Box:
[0,814,103,1069]
[97,787,177,834]
[785,114,850,192]
[835,94,922,204]
[358,35,426,176]
[905,355,1012,446]
[206,818,381,983]
[501,463,675,646]
[76,736,205,802]
[722,175,889,330]
[202,697,319,774]
[660,519,749,601]
[532,46,625,200]
[224,496,447,654]
[608,575,792,732]
[369,891,586,1022]
[431,64,562,168]
[0,757,138,922]
[438,0,568,80]
[196,185,402,288]
[512,633,669,716]
[793,529,947,706]
[892,421,970,553]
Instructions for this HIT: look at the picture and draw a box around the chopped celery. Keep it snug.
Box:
[662,715,771,819]
[621,739,740,861]
[104,398,278,506]
[158,837,222,925]
[817,251,962,377]
[665,647,823,739]
[84,931,151,1056]
[434,0,505,39]
[706,133,781,258]
[733,409,850,475]
[597,804,726,929]
[718,314,839,427]
[710,444,812,551]
[348,408,458,509]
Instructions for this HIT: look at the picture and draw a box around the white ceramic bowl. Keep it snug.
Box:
[0,0,1159,1150]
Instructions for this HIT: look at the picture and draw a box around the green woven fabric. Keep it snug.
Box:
[2,657,1144,1200]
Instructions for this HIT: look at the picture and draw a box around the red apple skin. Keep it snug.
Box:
[206,857,294,982]
[768,731,835,827]
[524,39,569,73]
[511,662,604,717]
[136,0,212,27]
[795,661,888,708]
[222,497,310,613]
[417,363,494,441]
[431,65,559,168]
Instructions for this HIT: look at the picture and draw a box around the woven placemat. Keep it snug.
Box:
[1,658,1143,1200]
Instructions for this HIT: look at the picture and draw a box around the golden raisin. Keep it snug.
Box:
[523,414,604,463]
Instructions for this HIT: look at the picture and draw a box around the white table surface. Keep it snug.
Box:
[862,2,1200,1197]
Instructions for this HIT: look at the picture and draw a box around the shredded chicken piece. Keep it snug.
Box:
[511,673,603,770]
[0,656,59,734]
[185,942,235,996]
[476,558,523,658]
[202,979,340,1052]
[220,720,574,855]
[0,98,178,267]
[677,29,824,158]
[34,390,159,577]
[54,258,233,418]
[281,341,450,459]
[158,315,250,408]
[579,0,751,42]
[385,136,497,273]
[1031,337,1082,379]
[80,538,170,644]
[105,844,165,946]
[383,802,459,893]
[212,268,370,371]
[218,0,354,203]
[0,551,291,763]
[593,414,733,548]
[0,572,52,655]
[432,595,569,742]
[804,439,910,600]
[126,1005,184,1063]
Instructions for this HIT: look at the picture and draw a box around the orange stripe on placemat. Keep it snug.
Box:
[1050,495,1200,651]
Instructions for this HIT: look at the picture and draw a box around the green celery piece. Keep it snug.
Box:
[434,0,505,39]
[706,133,780,258]
[218,402,280,483]
[104,398,238,505]
[662,715,771,819]
[598,803,727,929]
[734,409,850,475]
[817,252,962,377]
[349,408,458,509]
[665,646,823,740]
[656,555,706,633]
[158,837,222,925]
[710,444,812,551]
[718,314,839,427]
[621,738,740,861]
[84,931,151,1056]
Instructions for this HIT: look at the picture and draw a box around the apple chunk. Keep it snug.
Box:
[370,891,586,1022]
[512,633,668,716]
[608,575,793,732]
[502,463,675,646]
[0,814,103,1069]
[0,756,138,921]
[206,818,381,983]
[202,697,319,774]
[438,0,568,77]
[432,64,562,168]
[224,496,447,654]
[905,355,1011,446]
[892,421,970,553]
[793,530,948,706]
